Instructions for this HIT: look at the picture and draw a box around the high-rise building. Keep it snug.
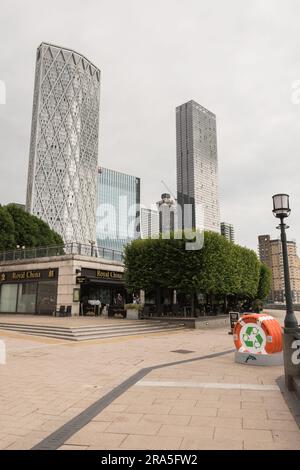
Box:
[258,235,300,303]
[26,42,100,244]
[176,100,220,233]
[96,167,140,252]
[220,222,235,243]
[140,208,159,239]
[156,193,177,235]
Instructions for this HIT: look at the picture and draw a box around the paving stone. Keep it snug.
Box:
[243,418,299,432]
[139,414,191,426]
[181,437,243,450]
[169,405,218,417]
[119,435,183,450]
[190,415,242,429]
[214,427,273,442]
[105,421,162,436]
[272,430,300,449]
[67,432,127,449]
[59,444,89,450]
[158,424,214,439]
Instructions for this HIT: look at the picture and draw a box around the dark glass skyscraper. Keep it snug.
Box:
[176,100,220,232]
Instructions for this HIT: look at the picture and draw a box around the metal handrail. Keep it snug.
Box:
[0,242,123,264]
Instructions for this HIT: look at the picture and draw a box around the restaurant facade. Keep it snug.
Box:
[0,253,125,316]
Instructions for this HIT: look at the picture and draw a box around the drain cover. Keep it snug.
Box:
[171,349,194,354]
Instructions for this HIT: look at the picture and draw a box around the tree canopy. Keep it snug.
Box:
[0,204,63,251]
[124,231,268,301]
[256,263,272,301]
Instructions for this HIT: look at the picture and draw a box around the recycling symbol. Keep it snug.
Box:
[242,326,264,350]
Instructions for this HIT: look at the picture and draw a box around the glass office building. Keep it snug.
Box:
[96,168,140,252]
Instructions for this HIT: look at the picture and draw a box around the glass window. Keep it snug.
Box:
[98,287,110,305]
[17,283,37,313]
[36,281,57,315]
[0,284,18,313]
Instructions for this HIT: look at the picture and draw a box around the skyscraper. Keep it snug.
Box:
[156,193,177,235]
[176,100,220,233]
[96,167,140,252]
[220,222,235,243]
[258,235,300,303]
[140,208,159,239]
[26,42,100,244]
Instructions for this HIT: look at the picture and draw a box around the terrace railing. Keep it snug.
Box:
[0,243,123,264]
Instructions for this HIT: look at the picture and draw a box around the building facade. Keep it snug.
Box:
[96,167,140,252]
[176,100,220,233]
[26,42,100,245]
[258,235,300,303]
[220,222,235,243]
[140,208,159,239]
[0,252,124,316]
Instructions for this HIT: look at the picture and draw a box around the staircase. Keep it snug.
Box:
[0,320,185,341]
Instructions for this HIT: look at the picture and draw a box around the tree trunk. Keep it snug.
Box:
[156,287,162,314]
[191,293,195,316]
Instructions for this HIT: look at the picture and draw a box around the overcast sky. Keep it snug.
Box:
[0,0,299,251]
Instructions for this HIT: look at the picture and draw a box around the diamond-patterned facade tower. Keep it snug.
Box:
[26,42,101,244]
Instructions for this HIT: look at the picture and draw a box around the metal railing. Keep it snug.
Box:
[0,243,123,264]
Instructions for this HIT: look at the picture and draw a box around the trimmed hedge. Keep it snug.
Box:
[124,231,269,301]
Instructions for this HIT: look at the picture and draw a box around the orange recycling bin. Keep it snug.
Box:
[233,314,283,354]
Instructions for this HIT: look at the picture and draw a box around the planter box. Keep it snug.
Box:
[126,308,139,320]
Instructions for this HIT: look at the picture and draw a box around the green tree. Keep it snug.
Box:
[256,263,272,301]
[0,205,16,250]
[0,204,63,251]
[124,231,261,311]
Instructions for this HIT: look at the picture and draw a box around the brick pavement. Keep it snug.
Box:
[0,318,299,450]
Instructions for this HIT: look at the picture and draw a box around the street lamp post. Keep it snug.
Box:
[272,194,300,389]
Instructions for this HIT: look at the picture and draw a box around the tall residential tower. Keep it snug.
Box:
[26,42,101,244]
[221,222,235,243]
[176,100,220,233]
[258,235,300,303]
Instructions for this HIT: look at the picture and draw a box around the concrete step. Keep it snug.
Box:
[0,321,185,341]
[293,377,300,401]
[12,326,184,341]
[0,322,181,335]
[0,321,164,332]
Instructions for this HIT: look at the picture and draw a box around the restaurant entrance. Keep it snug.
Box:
[77,268,128,316]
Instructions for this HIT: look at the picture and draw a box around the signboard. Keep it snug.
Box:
[81,268,124,283]
[96,270,124,281]
[73,288,80,302]
[0,268,58,283]
[76,276,87,284]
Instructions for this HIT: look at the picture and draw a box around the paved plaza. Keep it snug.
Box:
[0,311,300,450]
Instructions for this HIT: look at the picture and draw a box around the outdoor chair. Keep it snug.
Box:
[55,305,66,317]
[66,305,72,316]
